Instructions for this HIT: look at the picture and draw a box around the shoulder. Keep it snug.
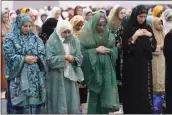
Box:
[5,32,16,40]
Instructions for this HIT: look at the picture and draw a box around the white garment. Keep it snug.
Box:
[46,7,63,21]
[161,9,172,35]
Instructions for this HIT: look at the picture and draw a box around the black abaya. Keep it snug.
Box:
[163,31,172,114]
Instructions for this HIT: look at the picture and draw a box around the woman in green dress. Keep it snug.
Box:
[79,12,120,114]
[45,20,84,114]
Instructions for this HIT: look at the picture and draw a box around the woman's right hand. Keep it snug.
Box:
[96,46,110,54]
[131,29,144,42]
[25,56,38,64]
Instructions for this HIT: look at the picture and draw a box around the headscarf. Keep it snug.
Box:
[40,18,58,44]
[98,9,107,16]
[55,20,72,39]
[74,5,83,16]
[70,15,84,37]
[79,12,110,46]
[2,9,11,37]
[7,14,32,35]
[28,8,39,19]
[109,6,124,32]
[161,9,172,35]
[46,7,62,21]
[28,9,43,34]
[20,7,30,14]
[83,7,92,18]
[9,10,17,24]
[151,17,165,52]
[152,5,164,17]
[62,11,69,20]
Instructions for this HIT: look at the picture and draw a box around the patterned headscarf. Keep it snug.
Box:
[6,14,32,42]
[70,15,84,37]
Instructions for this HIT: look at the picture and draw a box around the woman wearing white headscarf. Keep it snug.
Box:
[28,9,43,34]
[39,9,48,24]
[83,8,92,23]
[46,7,63,21]
[45,20,84,114]
[161,9,172,35]
[9,10,17,24]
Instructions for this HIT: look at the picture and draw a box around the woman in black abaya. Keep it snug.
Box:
[163,29,172,114]
[122,5,157,114]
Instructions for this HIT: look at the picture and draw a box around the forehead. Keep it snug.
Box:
[62,29,71,33]
[120,9,126,12]
[98,16,106,23]
[137,13,147,17]
[76,21,84,26]
[23,21,32,25]
[3,12,9,16]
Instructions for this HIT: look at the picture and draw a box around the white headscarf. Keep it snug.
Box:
[39,9,47,15]
[55,20,72,41]
[62,11,69,20]
[83,7,92,18]
[46,7,62,20]
[161,9,172,35]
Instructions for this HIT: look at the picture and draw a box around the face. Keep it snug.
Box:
[76,8,83,16]
[75,21,83,31]
[167,15,172,22]
[61,29,71,39]
[96,17,106,34]
[3,12,9,23]
[55,10,61,20]
[21,21,32,35]
[137,13,147,24]
[31,15,37,22]
[85,12,92,21]
[41,15,47,22]
[68,9,74,16]
[119,9,126,20]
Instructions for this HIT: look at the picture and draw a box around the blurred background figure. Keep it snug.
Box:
[70,15,84,37]
[152,5,165,18]
[83,7,92,23]
[9,10,17,24]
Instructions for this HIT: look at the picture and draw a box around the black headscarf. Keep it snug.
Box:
[123,5,148,41]
[39,18,58,44]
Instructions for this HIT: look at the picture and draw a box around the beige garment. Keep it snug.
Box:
[151,17,165,93]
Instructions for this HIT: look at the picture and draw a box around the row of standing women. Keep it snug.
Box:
[2,5,172,114]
